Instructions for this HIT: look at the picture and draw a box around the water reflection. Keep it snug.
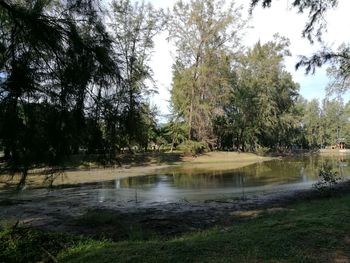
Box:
[97,154,350,203]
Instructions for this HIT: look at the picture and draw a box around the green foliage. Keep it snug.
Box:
[169,0,245,143]
[110,0,164,150]
[313,162,341,193]
[0,0,120,184]
[0,0,162,187]
[255,145,270,156]
[303,99,322,147]
[215,37,301,152]
[178,140,208,155]
[251,0,350,107]
[158,119,187,152]
[301,98,350,148]
[0,225,84,263]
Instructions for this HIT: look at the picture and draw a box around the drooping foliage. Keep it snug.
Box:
[0,0,118,183]
[0,0,161,188]
[251,0,350,97]
[250,0,338,43]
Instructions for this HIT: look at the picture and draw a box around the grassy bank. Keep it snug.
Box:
[2,193,350,263]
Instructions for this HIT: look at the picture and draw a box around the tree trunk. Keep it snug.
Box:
[170,136,175,153]
[188,82,195,140]
[17,167,28,191]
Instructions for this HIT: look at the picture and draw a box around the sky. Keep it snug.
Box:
[142,0,350,117]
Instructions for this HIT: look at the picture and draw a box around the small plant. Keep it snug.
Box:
[178,140,208,155]
[0,223,83,263]
[255,145,270,156]
[313,162,341,194]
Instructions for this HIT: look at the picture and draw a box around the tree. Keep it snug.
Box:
[168,0,245,145]
[321,98,345,145]
[303,99,322,147]
[215,37,300,151]
[110,0,165,149]
[0,0,118,188]
[0,0,166,187]
[164,117,187,152]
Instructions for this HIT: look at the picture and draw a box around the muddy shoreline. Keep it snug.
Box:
[1,180,350,241]
[0,152,272,190]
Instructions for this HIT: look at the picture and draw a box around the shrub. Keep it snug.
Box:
[255,145,270,156]
[0,225,83,263]
[313,162,341,194]
[178,140,208,155]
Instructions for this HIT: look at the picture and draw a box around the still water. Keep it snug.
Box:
[96,154,350,203]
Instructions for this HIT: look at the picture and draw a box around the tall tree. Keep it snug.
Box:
[303,99,322,147]
[168,0,245,145]
[110,0,164,149]
[321,98,345,145]
[0,0,120,188]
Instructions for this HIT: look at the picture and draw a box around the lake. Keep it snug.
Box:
[95,154,350,203]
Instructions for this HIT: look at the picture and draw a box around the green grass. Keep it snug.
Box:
[0,226,85,263]
[2,194,350,262]
[59,195,350,263]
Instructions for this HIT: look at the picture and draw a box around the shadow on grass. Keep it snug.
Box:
[73,208,205,242]
[117,152,184,167]
[74,209,159,241]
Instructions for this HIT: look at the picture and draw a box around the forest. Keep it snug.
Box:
[0,0,349,184]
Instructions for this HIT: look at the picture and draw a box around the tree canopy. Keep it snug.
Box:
[168,0,245,145]
[0,0,163,188]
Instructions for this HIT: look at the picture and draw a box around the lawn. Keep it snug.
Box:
[2,193,350,262]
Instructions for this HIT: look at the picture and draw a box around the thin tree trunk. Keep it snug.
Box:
[17,167,28,191]
[170,136,175,152]
[188,80,196,140]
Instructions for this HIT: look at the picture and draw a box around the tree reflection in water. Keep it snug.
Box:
[98,154,350,203]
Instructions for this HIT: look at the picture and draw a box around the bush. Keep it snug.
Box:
[178,140,208,155]
[313,162,341,194]
[0,225,83,263]
[255,145,270,156]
